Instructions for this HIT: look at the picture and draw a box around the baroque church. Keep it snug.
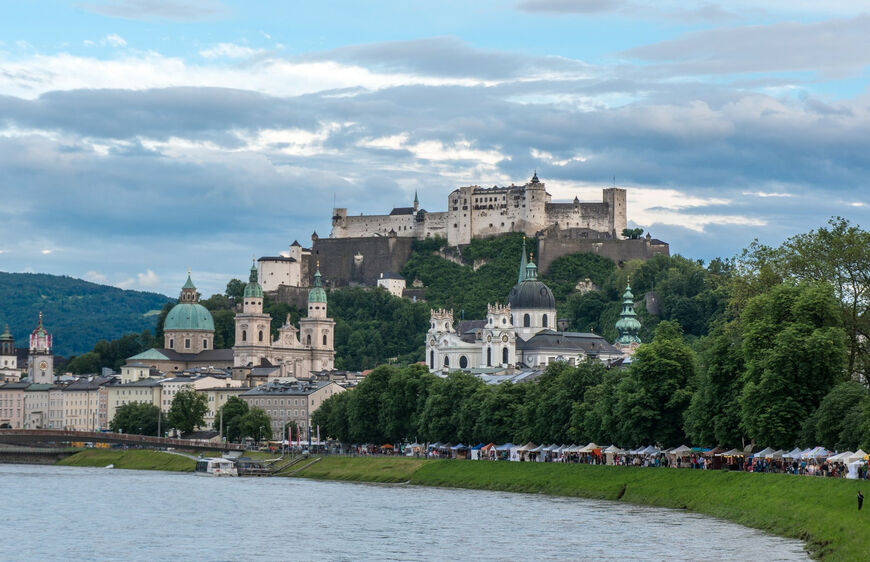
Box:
[426,241,635,373]
[0,314,57,383]
[233,261,335,377]
[126,266,335,380]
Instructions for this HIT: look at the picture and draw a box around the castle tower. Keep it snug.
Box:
[615,281,642,355]
[163,272,215,353]
[27,313,54,384]
[299,264,335,371]
[233,261,273,367]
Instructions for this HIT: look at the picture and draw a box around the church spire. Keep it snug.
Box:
[615,279,642,345]
[413,190,419,211]
[517,237,528,283]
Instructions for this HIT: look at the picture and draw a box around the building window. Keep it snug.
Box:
[242,330,247,342]
[524,314,531,327]
[443,356,449,368]
[430,350,435,369]
[258,330,264,342]
[487,347,492,367]
[459,356,468,369]
[503,347,509,364]
[322,334,327,346]
[542,314,548,328]
[185,339,191,349]
[306,334,312,345]
[202,339,208,349]
[169,339,174,349]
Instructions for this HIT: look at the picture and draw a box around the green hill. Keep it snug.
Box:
[0,272,171,357]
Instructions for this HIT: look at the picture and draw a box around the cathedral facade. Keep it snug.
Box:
[426,242,624,373]
[233,262,335,378]
[330,173,627,246]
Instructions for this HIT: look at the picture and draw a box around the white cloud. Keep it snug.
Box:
[137,269,161,287]
[84,270,108,283]
[104,34,128,48]
[115,277,135,289]
[742,191,793,198]
[40,249,52,255]
[849,201,867,207]
[199,42,264,59]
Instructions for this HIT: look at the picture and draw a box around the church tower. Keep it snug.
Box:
[299,265,335,371]
[233,260,273,367]
[615,281,642,355]
[27,313,54,384]
[0,324,21,382]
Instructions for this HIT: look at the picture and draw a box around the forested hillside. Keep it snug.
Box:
[0,272,170,357]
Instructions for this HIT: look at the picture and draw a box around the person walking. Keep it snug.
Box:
[858,490,864,511]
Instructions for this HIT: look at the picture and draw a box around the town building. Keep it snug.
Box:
[0,381,28,428]
[23,383,52,429]
[106,378,162,425]
[330,174,627,246]
[426,241,623,373]
[239,380,344,438]
[376,272,406,298]
[125,273,233,372]
[233,262,335,379]
[61,377,110,431]
[200,386,248,430]
[27,313,54,384]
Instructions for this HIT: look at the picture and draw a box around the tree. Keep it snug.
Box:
[110,402,161,435]
[622,227,644,239]
[167,389,209,435]
[225,278,246,302]
[739,283,848,449]
[240,408,273,442]
[813,381,868,450]
[213,396,249,441]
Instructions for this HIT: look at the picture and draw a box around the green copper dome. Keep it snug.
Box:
[244,261,264,298]
[615,282,642,345]
[308,268,327,304]
[164,302,215,332]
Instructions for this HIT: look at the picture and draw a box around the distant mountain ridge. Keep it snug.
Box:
[0,272,172,357]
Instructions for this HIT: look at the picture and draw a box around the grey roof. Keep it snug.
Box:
[517,330,619,355]
[148,348,234,362]
[0,382,33,390]
[258,256,297,262]
[242,380,333,397]
[378,272,405,280]
[291,240,301,247]
[120,379,163,388]
[508,279,556,310]
[457,320,487,335]
[389,207,415,215]
[63,377,112,391]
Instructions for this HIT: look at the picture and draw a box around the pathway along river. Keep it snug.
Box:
[2,464,808,560]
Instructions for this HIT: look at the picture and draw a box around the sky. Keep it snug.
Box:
[1,0,869,298]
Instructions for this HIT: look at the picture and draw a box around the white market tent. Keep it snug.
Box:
[826,451,854,463]
[783,448,803,459]
[766,450,785,459]
[578,442,599,453]
[603,445,624,454]
[848,450,868,462]
[670,445,692,456]
[753,447,776,458]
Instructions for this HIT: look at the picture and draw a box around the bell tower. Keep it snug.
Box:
[27,312,54,384]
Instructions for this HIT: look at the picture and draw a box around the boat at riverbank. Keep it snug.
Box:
[194,457,238,477]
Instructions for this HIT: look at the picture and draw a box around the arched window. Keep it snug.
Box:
[169,338,174,349]
[487,347,492,366]
[258,330,264,342]
[443,356,449,368]
[306,334,312,346]
[322,334,327,346]
[242,330,247,342]
[542,314,548,327]
[459,356,468,369]
[202,339,208,349]
[430,350,435,369]
[524,313,531,327]
[502,347,509,364]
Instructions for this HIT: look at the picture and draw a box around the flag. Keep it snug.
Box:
[317,425,321,446]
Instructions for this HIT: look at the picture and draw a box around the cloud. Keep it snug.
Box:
[84,33,128,48]
[137,269,161,287]
[41,249,53,255]
[621,15,870,78]
[199,43,264,59]
[78,0,228,21]
[84,270,108,283]
[516,0,623,14]
[516,0,740,22]
[742,191,793,198]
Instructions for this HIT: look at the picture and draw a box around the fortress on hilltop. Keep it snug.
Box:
[330,172,627,246]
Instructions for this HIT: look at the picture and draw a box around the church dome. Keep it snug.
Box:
[164,302,215,332]
[164,272,215,332]
[507,260,555,309]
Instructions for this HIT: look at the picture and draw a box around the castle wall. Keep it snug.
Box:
[537,236,670,273]
[309,236,416,287]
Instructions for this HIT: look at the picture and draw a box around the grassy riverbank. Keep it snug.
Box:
[289,457,868,559]
[57,449,195,472]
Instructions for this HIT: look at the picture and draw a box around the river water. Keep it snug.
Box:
[1,464,807,560]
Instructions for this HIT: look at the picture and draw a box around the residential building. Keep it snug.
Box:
[240,380,344,438]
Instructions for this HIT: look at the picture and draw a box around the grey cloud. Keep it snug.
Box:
[302,37,588,80]
[78,0,228,21]
[516,0,739,22]
[516,0,623,13]
[621,15,870,77]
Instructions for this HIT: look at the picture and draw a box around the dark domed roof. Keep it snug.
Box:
[508,279,555,310]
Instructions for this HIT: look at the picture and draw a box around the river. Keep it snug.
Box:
[1,464,807,560]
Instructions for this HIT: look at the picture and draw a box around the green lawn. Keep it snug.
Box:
[291,458,870,559]
[288,456,430,483]
[57,449,195,472]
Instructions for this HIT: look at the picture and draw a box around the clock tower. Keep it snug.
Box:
[27,312,54,384]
